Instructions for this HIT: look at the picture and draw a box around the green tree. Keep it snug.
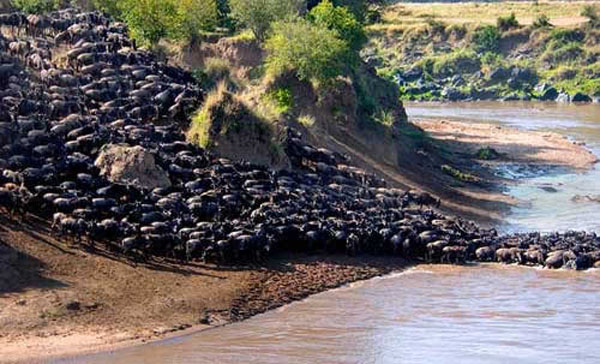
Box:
[171,0,218,42]
[265,19,349,83]
[229,0,303,41]
[307,0,385,22]
[11,0,59,13]
[117,0,217,46]
[308,0,366,51]
[118,0,177,47]
[92,0,122,19]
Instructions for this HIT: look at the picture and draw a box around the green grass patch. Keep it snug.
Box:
[475,147,502,160]
[541,42,585,64]
[430,48,480,77]
[263,87,293,114]
[441,164,481,184]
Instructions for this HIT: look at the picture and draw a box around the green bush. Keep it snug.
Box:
[116,0,218,46]
[431,49,480,77]
[542,42,585,64]
[308,0,366,51]
[549,28,585,45]
[229,0,303,41]
[265,88,293,113]
[497,13,519,31]
[582,4,599,27]
[170,0,218,41]
[11,0,58,13]
[265,19,349,83]
[532,14,552,29]
[481,51,504,67]
[472,25,500,54]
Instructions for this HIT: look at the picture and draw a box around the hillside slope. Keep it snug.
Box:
[175,36,512,224]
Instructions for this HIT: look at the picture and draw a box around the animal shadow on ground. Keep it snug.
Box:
[0,235,67,296]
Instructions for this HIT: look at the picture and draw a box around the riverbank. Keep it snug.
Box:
[2,116,597,363]
[0,216,407,363]
[416,119,598,170]
[366,1,600,103]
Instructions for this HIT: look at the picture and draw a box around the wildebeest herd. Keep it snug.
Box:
[0,9,599,270]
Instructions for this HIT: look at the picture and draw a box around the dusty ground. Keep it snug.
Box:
[0,215,406,363]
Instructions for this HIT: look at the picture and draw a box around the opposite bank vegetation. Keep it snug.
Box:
[367,1,600,103]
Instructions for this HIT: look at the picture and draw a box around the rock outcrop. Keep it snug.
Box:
[95,144,171,190]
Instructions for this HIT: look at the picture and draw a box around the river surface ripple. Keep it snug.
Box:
[68,265,600,364]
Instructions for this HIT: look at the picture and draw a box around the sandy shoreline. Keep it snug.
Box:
[1,119,597,363]
[415,119,598,170]
[0,215,407,363]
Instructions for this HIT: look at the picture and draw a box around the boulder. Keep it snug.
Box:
[403,67,422,82]
[556,92,571,103]
[95,144,171,189]
[470,88,498,100]
[502,93,520,101]
[571,92,592,103]
[507,78,520,89]
[540,87,558,101]
[441,86,467,101]
[510,67,537,84]
[488,67,509,84]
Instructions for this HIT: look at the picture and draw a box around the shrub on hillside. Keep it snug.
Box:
[264,88,294,113]
[431,49,480,77]
[532,14,552,29]
[11,0,58,13]
[308,0,366,51]
[265,19,349,83]
[542,42,585,64]
[582,4,599,27]
[549,28,585,45]
[116,0,218,46]
[497,13,519,32]
[119,0,178,47]
[170,0,218,42]
[472,25,500,54]
[229,0,303,41]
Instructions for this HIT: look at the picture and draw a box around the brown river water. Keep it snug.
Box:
[66,265,600,364]
[58,102,600,364]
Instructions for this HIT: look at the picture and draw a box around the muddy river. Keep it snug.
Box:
[62,102,600,364]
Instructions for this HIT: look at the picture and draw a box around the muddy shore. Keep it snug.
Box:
[0,215,407,363]
[1,119,596,363]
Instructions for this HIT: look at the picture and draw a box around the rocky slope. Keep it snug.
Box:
[365,6,600,103]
